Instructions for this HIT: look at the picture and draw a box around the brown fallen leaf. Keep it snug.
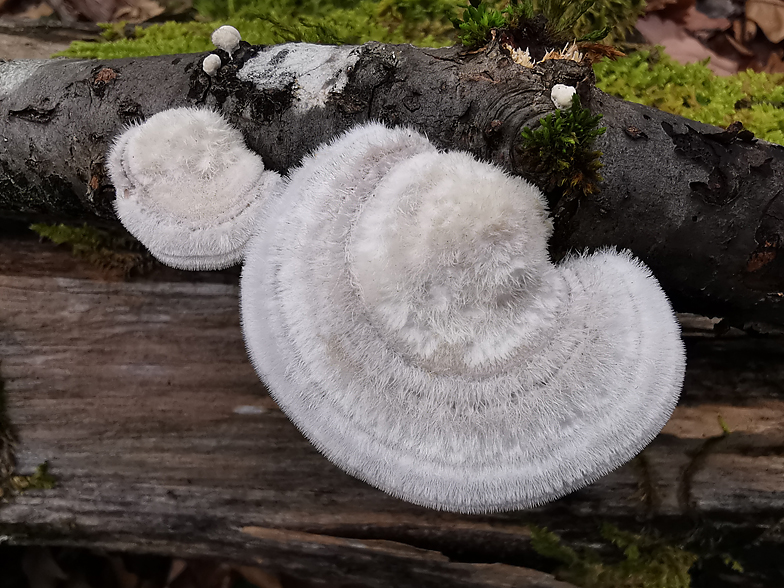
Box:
[21,547,68,588]
[746,0,784,43]
[733,17,758,44]
[15,2,54,18]
[110,555,142,588]
[637,13,738,74]
[113,0,165,23]
[236,567,283,588]
[763,49,784,72]
[683,5,731,31]
[724,31,756,56]
[646,0,695,22]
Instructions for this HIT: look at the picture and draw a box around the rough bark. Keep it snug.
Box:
[0,230,783,587]
[0,41,783,328]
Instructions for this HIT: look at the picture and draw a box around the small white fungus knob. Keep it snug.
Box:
[211,25,241,56]
[202,54,222,76]
[550,83,576,109]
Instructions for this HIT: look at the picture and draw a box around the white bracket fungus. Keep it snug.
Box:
[107,107,282,270]
[211,25,242,56]
[202,54,222,77]
[241,122,686,513]
[550,84,577,109]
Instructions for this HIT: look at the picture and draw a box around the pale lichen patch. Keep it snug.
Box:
[238,43,362,111]
[0,61,46,99]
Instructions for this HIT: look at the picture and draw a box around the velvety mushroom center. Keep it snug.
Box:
[349,151,558,373]
[124,110,262,223]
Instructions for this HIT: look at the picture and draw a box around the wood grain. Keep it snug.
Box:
[0,234,783,587]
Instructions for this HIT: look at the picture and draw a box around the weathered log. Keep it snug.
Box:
[0,40,783,327]
[0,229,782,587]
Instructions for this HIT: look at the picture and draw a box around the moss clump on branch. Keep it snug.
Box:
[594,49,784,145]
[531,524,698,588]
[518,95,606,197]
[30,223,151,278]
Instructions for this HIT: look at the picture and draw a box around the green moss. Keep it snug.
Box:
[531,524,698,588]
[30,223,150,277]
[56,0,463,59]
[9,462,57,493]
[594,49,784,145]
[0,377,55,499]
[519,95,606,197]
[717,414,732,435]
[451,0,506,48]
[503,0,642,44]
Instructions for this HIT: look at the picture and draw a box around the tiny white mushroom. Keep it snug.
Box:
[240,122,686,513]
[202,53,222,76]
[107,107,282,270]
[211,25,242,56]
[551,83,577,109]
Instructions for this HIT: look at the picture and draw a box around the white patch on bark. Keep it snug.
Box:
[238,43,362,111]
[0,60,47,98]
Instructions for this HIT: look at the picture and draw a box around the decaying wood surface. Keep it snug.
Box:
[0,230,782,587]
[0,39,783,328]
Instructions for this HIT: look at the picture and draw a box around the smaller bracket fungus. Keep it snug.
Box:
[202,54,222,76]
[108,107,281,270]
[241,122,686,513]
[551,83,577,109]
[211,25,241,56]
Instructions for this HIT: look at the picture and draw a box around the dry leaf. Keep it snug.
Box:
[236,567,282,588]
[746,0,784,43]
[724,31,755,55]
[764,49,784,72]
[683,5,731,31]
[113,0,165,23]
[16,2,54,18]
[110,556,141,588]
[22,547,68,588]
[166,560,188,588]
[733,17,758,43]
[637,13,738,74]
[646,0,695,22]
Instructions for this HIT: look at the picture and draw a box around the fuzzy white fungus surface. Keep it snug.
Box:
[551,84,577,109]
[240,122,686,513]
[108,107,281,270]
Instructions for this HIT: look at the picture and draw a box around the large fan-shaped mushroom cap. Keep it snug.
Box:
[108,107,281,270]
[241,122,685,513]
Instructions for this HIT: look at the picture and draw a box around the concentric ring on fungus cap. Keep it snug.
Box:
[241,122,686,513]
[108,107,282,270]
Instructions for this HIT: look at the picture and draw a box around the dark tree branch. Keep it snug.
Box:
[0,40,782,327]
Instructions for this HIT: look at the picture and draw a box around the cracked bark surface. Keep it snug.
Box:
[0,40,783,329]
[0,229,783,587]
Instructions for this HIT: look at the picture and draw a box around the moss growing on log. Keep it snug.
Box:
[531,523,698,588]
[30,223,151,278]
[518,95,606,198]
[9,462,57,493]
[0,372,57,501]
